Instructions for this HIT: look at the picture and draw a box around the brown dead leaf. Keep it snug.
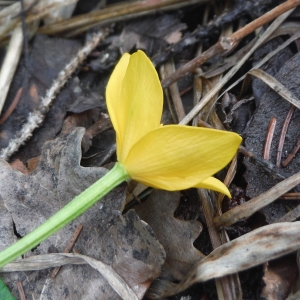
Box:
[0,128,165,299]
[134,190,204,281]
[260,255,298,300]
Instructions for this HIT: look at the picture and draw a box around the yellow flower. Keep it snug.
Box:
[106,50,242,196]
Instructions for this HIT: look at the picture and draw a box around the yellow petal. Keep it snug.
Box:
[106,53,130,158]
[106,50,163,163]
[195,177,231,197]
[124,125,241,191]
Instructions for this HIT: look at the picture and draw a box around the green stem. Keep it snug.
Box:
[0,162,130,268]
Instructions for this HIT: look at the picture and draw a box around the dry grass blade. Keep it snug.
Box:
[214,172,300,227]
[0,25,22,114]
[1,253,139,300]
[148,222,300,298]
[248,69,300,109]
[276,204,300,223]
[179,7,294,125]
[263,117,277,160]
[39,0,208,36]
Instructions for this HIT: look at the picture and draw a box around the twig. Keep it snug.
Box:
[282,138,300,167]
[279,193,300,200]
[277,105,295,167]
[161,0,300,89]
[17,280,26,300]
[51,224,83,278]
[239,145,286,181]
[263,117,277,160]
[0,28,109,160]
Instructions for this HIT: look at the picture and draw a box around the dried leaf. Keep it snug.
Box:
[147,222,300,299]
[0,128,165,299]
[260,255,297,300]
[134,190,203,281]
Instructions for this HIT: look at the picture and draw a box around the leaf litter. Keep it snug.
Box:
[0,128,165,299]
[2,0,300,299]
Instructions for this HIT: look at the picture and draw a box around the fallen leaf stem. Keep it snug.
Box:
[0,162,130,268]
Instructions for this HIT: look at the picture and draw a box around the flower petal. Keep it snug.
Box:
[107,50,163,163]
[106,53,130,158]
[124,125,241,191]
[195,177,231,197]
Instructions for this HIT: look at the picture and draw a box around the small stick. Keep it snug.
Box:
[279,193,300,200]
[263,117,277,160]
[17,280,26,300]
[50,224,83,278]
[179,84,193,96]
[239,145,287,181]
[277,105,296,167]
[282,138,300,167]
[0,87,23,125]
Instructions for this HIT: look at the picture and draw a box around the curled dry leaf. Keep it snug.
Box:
[0,128,165,299]
[134,190,204,281]
[147,222,300,299]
